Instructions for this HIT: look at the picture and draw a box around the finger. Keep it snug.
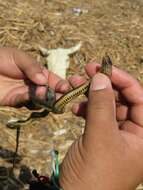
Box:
[12,92,29,106]
[121,120,143,139]
[1,85,29,106]
[85,63,143,105]
[13,48,70,93]
[28,84,64,108]
[33,86,47,100]
[85,62,100,77]
[116,105,128,121]
[69,72,129,120]
[72,101,87,118]
[55,79,71,93]
[68,75,87,88]
[111,67,143,105]
[85,73,118,142]
[12,49,48,85]
[42,69,70,93]
[72,101,128,123]
[130,105,143,127]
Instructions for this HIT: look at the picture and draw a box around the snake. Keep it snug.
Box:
[7,54,112,128]
[6,54,112,169]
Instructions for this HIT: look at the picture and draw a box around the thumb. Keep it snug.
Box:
[85,73,117,140]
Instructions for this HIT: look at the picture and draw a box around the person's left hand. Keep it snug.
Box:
[0,47,69,106]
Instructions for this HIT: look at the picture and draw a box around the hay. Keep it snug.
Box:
[0,0,142,189]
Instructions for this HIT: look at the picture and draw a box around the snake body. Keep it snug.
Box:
[52,54,112,113]
[7,54,112,170]
[7,54,112,128]
[52,81,90,114]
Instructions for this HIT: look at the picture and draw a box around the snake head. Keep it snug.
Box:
[100,54,112,78]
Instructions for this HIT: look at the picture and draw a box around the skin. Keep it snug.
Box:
[60,64,143,190]
[0,47,70,106]
[1,48,143,189]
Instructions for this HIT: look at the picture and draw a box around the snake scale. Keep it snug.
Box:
[6,54,112,169]
[7,54,112,128]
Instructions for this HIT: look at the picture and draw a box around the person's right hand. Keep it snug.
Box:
[59,64,143,190]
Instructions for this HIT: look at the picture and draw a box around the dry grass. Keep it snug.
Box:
[0,0,142,189]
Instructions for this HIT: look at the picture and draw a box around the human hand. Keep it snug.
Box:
[60,64,143,190]
[0,48,69,106]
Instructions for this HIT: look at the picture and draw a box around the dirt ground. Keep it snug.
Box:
[0,0,142,189]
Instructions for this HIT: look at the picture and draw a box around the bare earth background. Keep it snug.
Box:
[0,0,142,189]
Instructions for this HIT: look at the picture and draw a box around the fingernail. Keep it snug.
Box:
[90,73,111,91]
[35,73,48,84]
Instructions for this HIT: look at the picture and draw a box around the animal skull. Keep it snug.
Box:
[39,42,82,79]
